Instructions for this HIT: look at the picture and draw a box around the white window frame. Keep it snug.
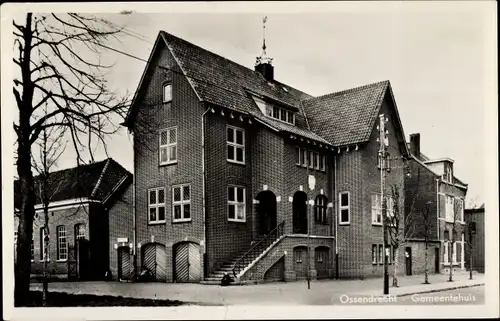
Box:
[445,195,455,223]
[265,103,295,125]
[163,83,172,103]
[227,126,245,165]
[148,187,166,224]
[338,192,350,225]
[371,194,382,225]
[228,185,246,222]
[308,150,314,169]
[459,198,465,223]
[320,155,326,172]
[40,228,49,262]
[172,184,192,222]
[296,147,301,166]
[452,241,457,264]
[56,225,68,262]
[302,149,308,167]
[315,152,320,170]
[159,127,177,165]
[75,223,86,240]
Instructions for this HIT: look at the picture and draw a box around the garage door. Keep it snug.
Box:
[294,247,308,279]
[175,242,201,283]
[142,243,167,282]
[118,247,131,280]
[315,247,330,279]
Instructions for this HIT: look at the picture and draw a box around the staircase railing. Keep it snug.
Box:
[232,220,285,278]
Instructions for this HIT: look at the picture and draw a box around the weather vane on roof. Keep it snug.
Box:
[256,15,273,66]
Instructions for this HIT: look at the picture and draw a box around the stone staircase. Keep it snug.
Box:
[201,222,285,285]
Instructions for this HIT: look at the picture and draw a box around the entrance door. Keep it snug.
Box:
[77,239,90,281]
[256,191,277,235]
[293,191,308,234]
[142,243,167,282]
[118,247,131,280]
[434,248,440,274]
[293,246,308,279]
[174,242,201,283]
[315,247,330,279]
[405,247,412,276]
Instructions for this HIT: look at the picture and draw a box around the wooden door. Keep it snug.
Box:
[315,248,330,279]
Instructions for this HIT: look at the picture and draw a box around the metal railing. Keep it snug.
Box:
[232,220,285,277]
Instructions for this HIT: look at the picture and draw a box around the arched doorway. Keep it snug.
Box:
[174,242,201,283]
[256,190,277,235]
[293,191,308,234]
[141,243,167,282]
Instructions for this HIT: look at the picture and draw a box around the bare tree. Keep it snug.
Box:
[13,13,128,305]
[447,197,464,282]
[387,183,417,287]
[421,200,433,284]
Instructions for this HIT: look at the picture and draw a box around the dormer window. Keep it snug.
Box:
[163,84,172,103]
[253,96,295,125]
[444,163,453,183]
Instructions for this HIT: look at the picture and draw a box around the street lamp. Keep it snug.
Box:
[468,221,476,280]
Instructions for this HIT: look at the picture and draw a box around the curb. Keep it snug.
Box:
[395,283,485,298]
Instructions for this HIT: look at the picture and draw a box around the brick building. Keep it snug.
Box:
[464,204,485,273]
[124,30,413,283]
[14,158,133,281]
[405,133,468,275]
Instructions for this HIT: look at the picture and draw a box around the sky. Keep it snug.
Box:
[4,2,495,207]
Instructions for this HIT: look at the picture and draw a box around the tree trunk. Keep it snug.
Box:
[15,145,36,306]
[392,246,399,287]
[424,239,429,284]
[42,223,49,306]
[448,241,454,282]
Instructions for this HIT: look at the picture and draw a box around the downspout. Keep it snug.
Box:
[201,105,211,279]
[132,131,137,281]
[436,178,440,272]
[334,153,339,279]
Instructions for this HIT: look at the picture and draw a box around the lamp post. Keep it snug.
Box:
[378,114,390,295]
[468,221,475,280]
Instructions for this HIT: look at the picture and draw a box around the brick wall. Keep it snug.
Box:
[239,236,335,282]
[108,180,134,280]
[464,209,484,272]
[23,204,91,278]
[132,43,205,282]
[205,111,254,273]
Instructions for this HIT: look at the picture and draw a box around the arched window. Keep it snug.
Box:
[314,195,328,224]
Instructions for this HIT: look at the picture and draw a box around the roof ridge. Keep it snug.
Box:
[303,80,390,102]
[160,30,310,98]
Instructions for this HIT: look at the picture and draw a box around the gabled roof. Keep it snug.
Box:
[14,158,132,209]
[124,31,409,151]
[302,81,389,147]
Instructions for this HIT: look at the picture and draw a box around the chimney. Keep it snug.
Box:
[410,133,420,158]
[255,62,274,81]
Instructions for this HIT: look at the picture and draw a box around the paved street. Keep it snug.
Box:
[30,271,484,306]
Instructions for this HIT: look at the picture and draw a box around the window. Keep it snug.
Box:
[56,225,67,261]
[320,155,326,171]
[308,151,314,169]
[227,126,245,164]
[317,251,324,263]
[339,192,350,224]
[314,152,320,170]
[173,184,191,222]
[371,194,382,225]
[302,149,308,167]
[148,187,166,224]
[445,195,454,222]
[228,186,246,222]
[163,84,172,103]
[40,228,49,261]
[460,233,465,263]
[444,164,453,183]
[452,242,457,264]
[264,102,295,124]
[372,245,377,264]
[159,127,177,165]
[314,195,328,224]
[295,250,303,263]
[372,194,394,225]
[378,244,384,264]
[443,241,449,264]
[458,198,464,222]
[296,147,301,165]
[75,224,86,241]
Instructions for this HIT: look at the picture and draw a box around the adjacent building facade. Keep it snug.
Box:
[465,204,485,273]
[405,133,468,275]
[14,158,133,281]
[123,30,413,283]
